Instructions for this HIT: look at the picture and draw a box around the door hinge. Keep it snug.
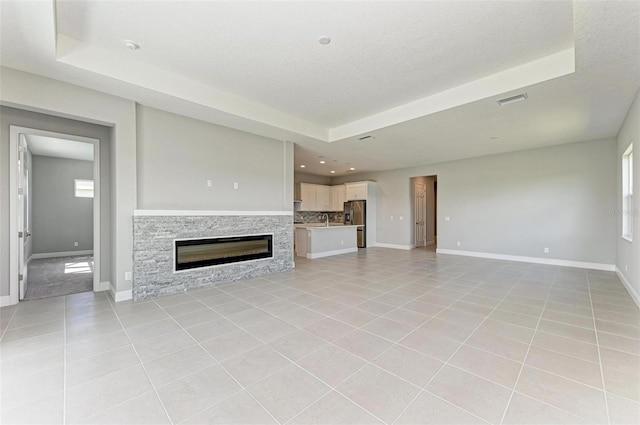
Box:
[18,274,23,281]
[18,145,25,153]
[18,231,23,238]
[18,187,24,195]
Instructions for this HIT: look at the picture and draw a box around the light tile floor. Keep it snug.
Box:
[1,248,639,424]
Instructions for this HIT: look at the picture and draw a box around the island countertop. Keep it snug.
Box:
[294,223,363,229]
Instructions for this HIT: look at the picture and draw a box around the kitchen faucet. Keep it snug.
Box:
[321,213,329,227]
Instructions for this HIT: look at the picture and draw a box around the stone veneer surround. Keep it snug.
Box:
[133,211,293,301]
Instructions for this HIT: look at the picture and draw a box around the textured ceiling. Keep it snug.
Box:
[55,0,573,127]
[1,1,639,177]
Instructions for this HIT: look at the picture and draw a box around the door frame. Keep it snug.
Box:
[9,126,101,305]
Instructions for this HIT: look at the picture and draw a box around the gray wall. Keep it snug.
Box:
[137,105,293,211]
[0,105,111,296]
[32,156,94,254]
[616,88,639,301]
[334,138,617,265]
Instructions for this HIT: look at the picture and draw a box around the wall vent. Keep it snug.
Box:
[497,93,528,106]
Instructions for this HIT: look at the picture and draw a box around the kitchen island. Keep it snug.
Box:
[294,224,360,259]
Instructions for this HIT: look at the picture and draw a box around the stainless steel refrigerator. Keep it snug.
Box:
[344,200,366,248]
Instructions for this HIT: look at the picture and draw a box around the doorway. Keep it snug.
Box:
[9,126,100,304]
[412,175,437,250]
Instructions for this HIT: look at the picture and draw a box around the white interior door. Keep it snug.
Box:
[17,134,28,299]
[415,182,426,247]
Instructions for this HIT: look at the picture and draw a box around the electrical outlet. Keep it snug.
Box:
[207,180,212,187]
[625,264,628,272]
[456,241,461,247]
[544,247,550,254]
[74,242,78,247]
[234,182,239,189]
[445,216,450,222]
[125,271,132,281]
[399,216,404,221]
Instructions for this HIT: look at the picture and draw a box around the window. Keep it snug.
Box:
[622,144,633,241]
[74,179,94,198]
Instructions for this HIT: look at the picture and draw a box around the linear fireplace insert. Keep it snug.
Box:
[175,234,273,271]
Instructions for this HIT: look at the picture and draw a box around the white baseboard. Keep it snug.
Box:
[95,281,110,292]
[0,295,15,307]
[436,248,616,272]
[616,267,640,310]
[110,283,133,302]
[31,250,93,259]
[307,247,358,259]
[375,243,415,251]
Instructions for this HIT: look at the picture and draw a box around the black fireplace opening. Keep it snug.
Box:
[175,234,273,271]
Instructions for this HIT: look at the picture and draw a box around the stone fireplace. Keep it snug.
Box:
[133,210,293,301]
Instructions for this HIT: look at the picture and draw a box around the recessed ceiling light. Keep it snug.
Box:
[330,170,336,174]
[349,167,355,171]
[300,165,306,168]
[318,36,331,45]
[497,93,527,106]
[319,160,326,164]
[124,40,140,50]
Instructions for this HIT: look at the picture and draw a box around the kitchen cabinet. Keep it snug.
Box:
[345,182,368,200]
[330,184,346,211]
[299,183,331,211]
[294,183,302,202]
[300,183,318,211]
[316,185,331,211]
[299,183,346,212]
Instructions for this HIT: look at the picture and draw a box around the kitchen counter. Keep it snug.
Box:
[295,224,358,258]
[295,223,363,229]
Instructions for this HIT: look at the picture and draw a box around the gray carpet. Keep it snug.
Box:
[25,255,93,300]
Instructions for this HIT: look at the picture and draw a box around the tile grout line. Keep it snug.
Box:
[151,299,283,425]
[586,271,611,425]
[0,303,19,341]
[389,264,536,424]
[498,270,558,425]
[275,268,477,425]
[106,296,175,425]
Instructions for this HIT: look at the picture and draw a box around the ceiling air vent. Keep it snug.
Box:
[358,135,375,141]
[497,93,528,106]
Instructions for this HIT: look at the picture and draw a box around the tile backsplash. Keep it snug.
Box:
[295,211,344,224]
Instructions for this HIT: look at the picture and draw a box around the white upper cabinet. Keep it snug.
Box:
[316,185,331,211]
[299,183,318,211]
[345,182,368,200]
[299,183,350,211]
[330,184,346,211]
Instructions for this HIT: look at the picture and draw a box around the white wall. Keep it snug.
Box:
[616,88,640,305]
[32,156,94,254]
[0,68,136,301]
[334,138,617,265]
[294,171,332,185]
[137,105,293,211]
